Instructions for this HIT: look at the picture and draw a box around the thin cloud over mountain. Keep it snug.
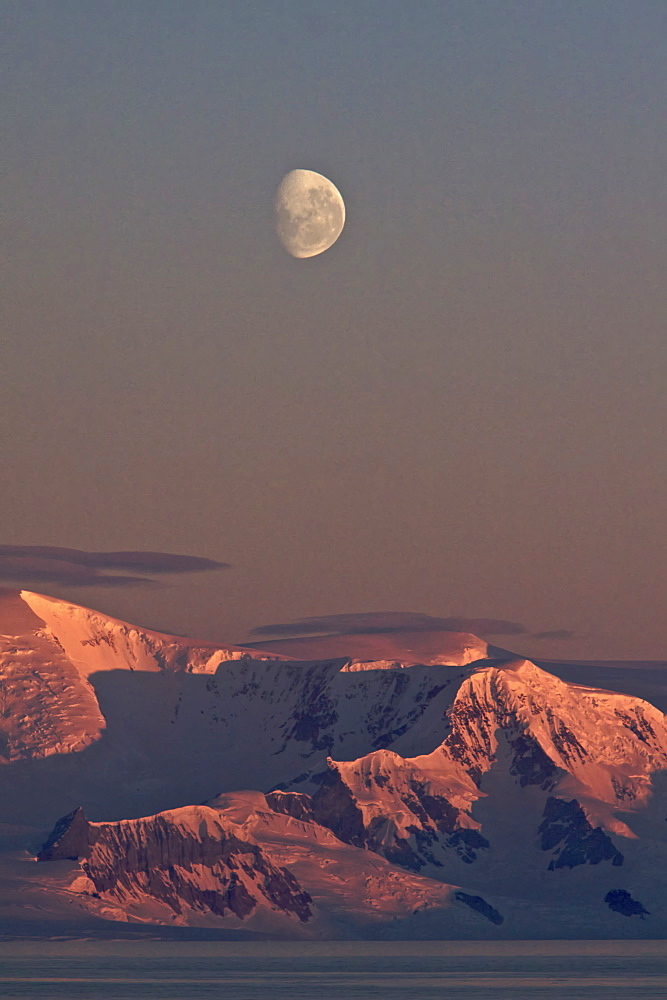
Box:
[0,545,229,589]
[252,611,530,638]
[252,611,575,641]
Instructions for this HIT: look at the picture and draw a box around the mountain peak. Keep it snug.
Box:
[2,591,667,938]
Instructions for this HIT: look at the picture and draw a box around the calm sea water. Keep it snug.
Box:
[1,941,666,1000]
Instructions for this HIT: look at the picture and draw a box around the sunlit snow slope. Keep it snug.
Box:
[1,589,666,938]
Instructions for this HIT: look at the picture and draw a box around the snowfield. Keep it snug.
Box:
[1,588,666,938]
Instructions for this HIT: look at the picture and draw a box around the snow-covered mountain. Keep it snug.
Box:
[245,627,491,667]
[1,588,666,938]
[0,588,265,762]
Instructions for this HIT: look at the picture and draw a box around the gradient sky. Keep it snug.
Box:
[2,1,666,658]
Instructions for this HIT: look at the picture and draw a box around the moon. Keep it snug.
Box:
[275,169,345,259]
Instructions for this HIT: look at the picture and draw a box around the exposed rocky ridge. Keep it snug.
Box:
[3,591,667,937]
[267,659,667,879]
[0,590,476,772]
[39,804,312,924]
[538,797,624,870]
[0,589,283,763]
[37,791,516,935]
[271,753,486,872]
[39,806,92,860]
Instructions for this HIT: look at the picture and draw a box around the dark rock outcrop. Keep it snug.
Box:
[605,889,649,918]
[38,806,92,860]
[265,790,315,822]
[39,807,312,923]
[454,890,504,925]
[277,760,488,873]
[539,798,624,870]
[309,767,366,847]
[507,731,558,789]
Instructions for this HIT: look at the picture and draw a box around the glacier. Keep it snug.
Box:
[1,587,666,938]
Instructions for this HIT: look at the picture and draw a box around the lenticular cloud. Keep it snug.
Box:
[0,544,229,588]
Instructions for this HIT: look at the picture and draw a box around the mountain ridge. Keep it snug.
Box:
[1,589,666,938]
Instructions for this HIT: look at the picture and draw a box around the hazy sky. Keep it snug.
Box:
[2,1,666,658]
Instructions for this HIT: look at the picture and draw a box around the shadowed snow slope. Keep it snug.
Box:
[0,588,277,762]
[1,590,667,938]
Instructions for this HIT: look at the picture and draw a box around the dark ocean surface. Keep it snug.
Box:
[1,941,666,999]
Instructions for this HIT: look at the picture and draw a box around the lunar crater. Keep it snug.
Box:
[275,169,345,259]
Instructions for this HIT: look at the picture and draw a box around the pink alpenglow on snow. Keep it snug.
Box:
[0,590,666,938]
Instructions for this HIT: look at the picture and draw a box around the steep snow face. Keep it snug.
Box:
[294,750,486,873]
[445,659,667,809]
[211,790,508,933]
[20,591,258,676]
[269,659,667,885]
[0,590,280,762]
[39,804,313,929]
[0,591,486,821]
[36,795,508,935]
[0,592,107,759]
[4,591,667,937]
[0,591,475,770]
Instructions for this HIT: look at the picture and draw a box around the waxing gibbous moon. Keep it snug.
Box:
[275,169,345,258]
